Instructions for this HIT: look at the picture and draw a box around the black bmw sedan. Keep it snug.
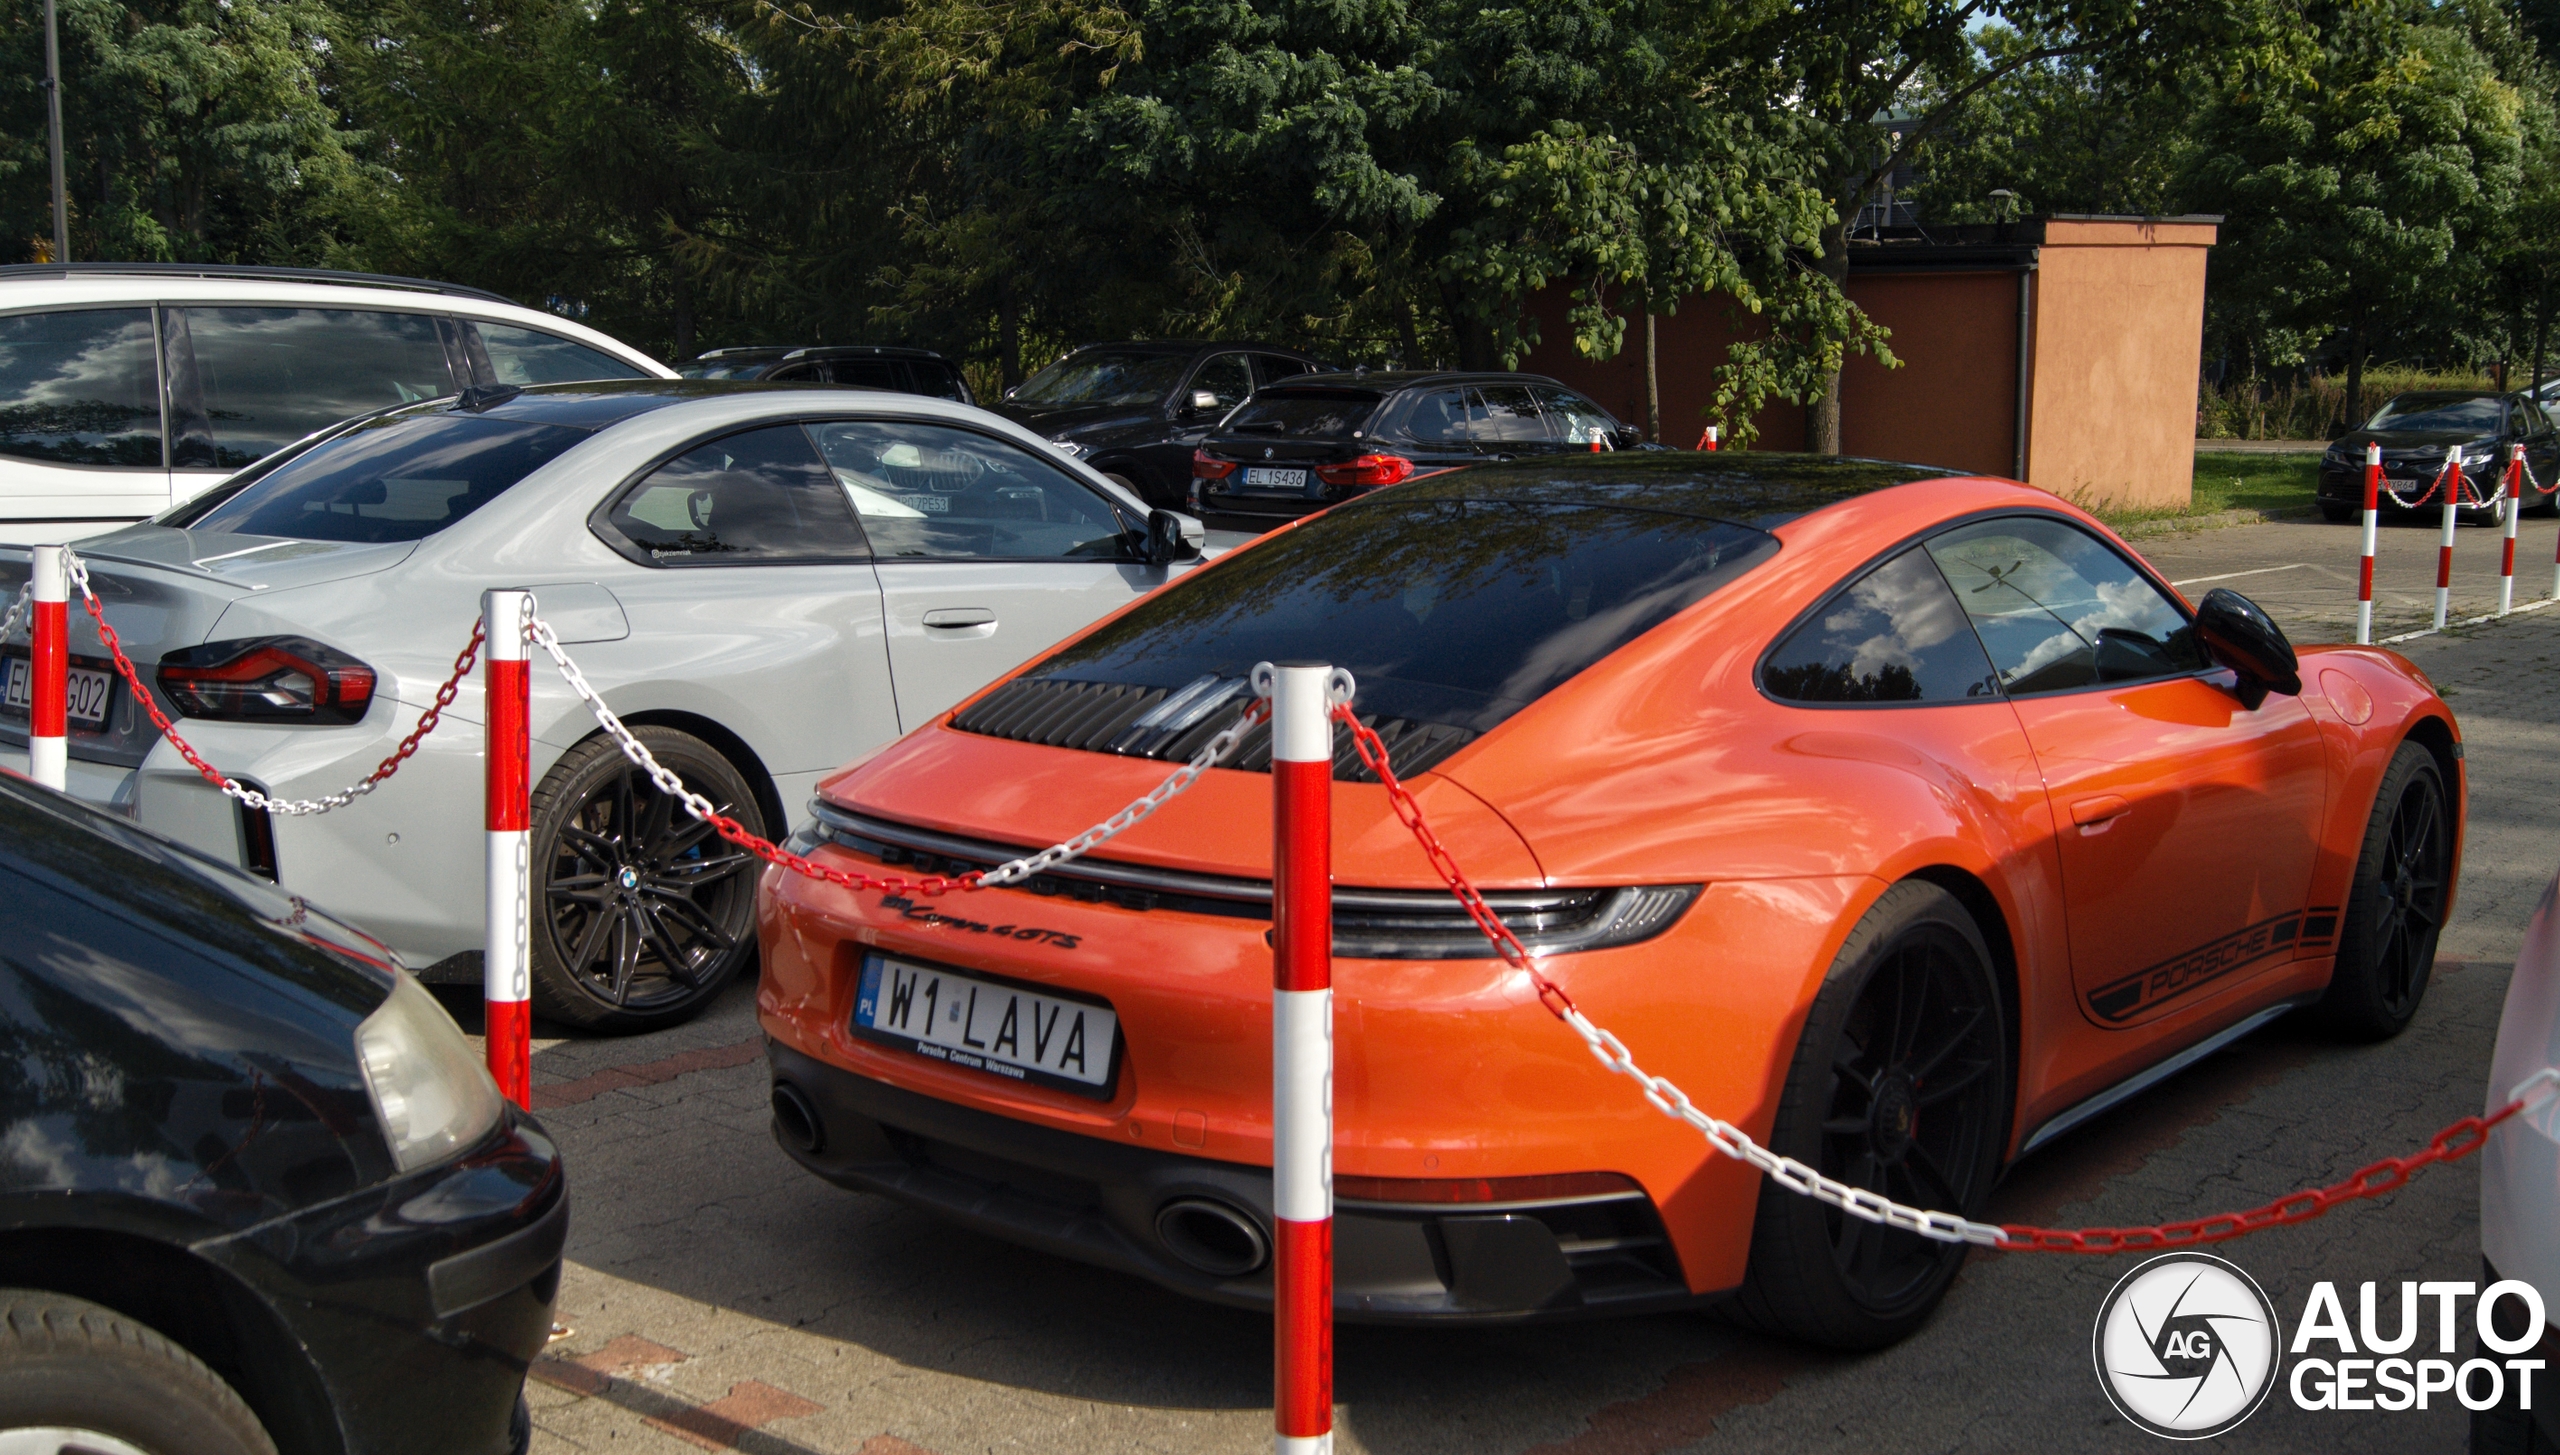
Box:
[2315,390,2560,521]
[1186,370,1640,531]
[991,341,1333,506]
[0,772,564,1455]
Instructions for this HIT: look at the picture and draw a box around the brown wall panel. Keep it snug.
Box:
[1837,271,2018,478]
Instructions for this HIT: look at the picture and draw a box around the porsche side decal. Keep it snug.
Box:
[2085,906,2339,1025]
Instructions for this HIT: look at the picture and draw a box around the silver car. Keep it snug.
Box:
[0,381,1215,1032]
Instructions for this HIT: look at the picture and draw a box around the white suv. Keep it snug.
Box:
[0,264,676,543]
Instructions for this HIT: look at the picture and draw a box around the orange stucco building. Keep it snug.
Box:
[1520,215,2219,510]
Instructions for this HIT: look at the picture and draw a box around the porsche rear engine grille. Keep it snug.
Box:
[810,803,1700,960]
[947,676,1476,783]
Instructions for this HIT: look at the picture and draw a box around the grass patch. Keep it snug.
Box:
[2079,451,2322,533]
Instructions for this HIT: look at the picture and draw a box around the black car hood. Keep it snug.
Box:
[994,402,1161,438]
[2337,428,2493,452]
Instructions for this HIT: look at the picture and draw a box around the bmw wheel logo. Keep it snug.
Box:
[2093,1252,2281,1439]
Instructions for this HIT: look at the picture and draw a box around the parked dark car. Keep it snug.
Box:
[1185,370,1640,531]
[2316,390,2560,521]
[680,345,973,404]
[991,341,1333,507]
[0,771,564,1455]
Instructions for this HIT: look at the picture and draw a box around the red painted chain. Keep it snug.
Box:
[2383,458,2475,510]
[69,555,483,815]
[1340,701,2560,1253]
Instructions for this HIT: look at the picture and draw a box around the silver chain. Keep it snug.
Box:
[529,614,1264,885]
[0,581,29,645]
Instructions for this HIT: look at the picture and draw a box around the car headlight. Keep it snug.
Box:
[2463,447,2496,466]
[1050,439,1089,458]
[2324,443,2352,463]
[356,972,506,1172]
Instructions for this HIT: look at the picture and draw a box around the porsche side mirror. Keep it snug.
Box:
[1144,508,1206,566]
[2195,588,2301,709]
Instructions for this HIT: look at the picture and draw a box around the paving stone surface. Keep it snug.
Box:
[492,516,2555,1453]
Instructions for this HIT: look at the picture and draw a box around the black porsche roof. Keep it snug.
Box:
[1395,450,1966,528]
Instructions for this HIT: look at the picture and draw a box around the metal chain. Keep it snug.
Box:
[526,612,1270,896]
[1335,702,2560,1253]
[61,550,482,815]
[0,581,30,646]
[2382,459,2471,511]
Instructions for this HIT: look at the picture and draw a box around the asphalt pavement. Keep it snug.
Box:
[482,511,2560,1455]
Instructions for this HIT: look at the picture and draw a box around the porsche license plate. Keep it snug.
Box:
[1241,467,1308,492]
[852,954,1119,1097]
[2,654,110,729]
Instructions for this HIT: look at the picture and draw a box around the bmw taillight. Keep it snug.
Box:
[158,636,377,724]
[1191,449,1237,480]
[1315,453,1415,489]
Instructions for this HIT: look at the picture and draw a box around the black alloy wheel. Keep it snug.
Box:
[527,727,765,1034]
[1734,881,2009,1350]
[2320,740,2452,1040]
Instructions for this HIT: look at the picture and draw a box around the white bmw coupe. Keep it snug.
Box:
[0,381,1217,1031]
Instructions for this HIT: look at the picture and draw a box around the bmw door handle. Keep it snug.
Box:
[922,608,996,630]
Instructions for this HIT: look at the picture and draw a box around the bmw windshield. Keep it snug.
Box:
[1011,351,1189,407]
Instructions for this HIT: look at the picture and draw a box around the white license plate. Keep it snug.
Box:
[1241,467,1308,491]
[852,954,1119,1097]
[3,655,111,729]
[2385,477,2419,489]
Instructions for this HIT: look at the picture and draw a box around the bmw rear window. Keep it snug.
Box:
[181,412,589,542]
[1032,495,1779,733]
[1223,391,1382,438]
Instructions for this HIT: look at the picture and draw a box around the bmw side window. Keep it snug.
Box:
[1762,548,2002,703]
[1474,383,1550,443]
[167,308,458,468]
[1190,353,1254,410]
[601,425,870,565]
[1255,355,1314,386]
[1405,388,1474,443]
[0,309,162,467]
[468,323,647,386]
[1924,516,2203,695]
[1535,386,1616,447]
[805,420,1134,560]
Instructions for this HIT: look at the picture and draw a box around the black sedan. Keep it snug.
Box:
[2316,390,2560,521]
[992,341,1332,506]
[1186,370,1639,531]
[680,345,973,403]
[0,772,564,1455]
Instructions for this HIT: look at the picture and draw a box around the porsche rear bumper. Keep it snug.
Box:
[767,1041,1704,1324]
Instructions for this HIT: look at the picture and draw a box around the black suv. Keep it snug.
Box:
[681,345,973,403]
[992,341,1333,507]
[2316,390,2560,522]
[0,772,564,1455]
[1187,370,1638,531]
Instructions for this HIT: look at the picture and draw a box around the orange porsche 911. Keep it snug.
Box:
[757,454,2461,1348]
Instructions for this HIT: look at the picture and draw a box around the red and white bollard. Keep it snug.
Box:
[1700,425,1720,452]
[27,545,67,791]
[1268,662,1334,1455]
[2356,444,2380,645]
[2503,444,2524,617]
[2434,446,2460,634]
[483,589,534,1107]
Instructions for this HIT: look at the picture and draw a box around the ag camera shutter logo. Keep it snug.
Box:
[2093,1253,2282,1439]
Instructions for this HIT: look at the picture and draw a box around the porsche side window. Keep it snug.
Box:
[1762,548,2002,703]
[1924,517,2203,695]
[806,419,1134,560]
[603,425,870,565]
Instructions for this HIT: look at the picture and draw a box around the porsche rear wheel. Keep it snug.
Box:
[1733,880,2009,1350]
[527,728,765,1035]
[2318,740,2450,1040]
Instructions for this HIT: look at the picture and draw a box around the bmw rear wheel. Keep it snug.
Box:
[1733,880,2009,1350]
[2318,739,2450,1040]
[528,727,765,1034]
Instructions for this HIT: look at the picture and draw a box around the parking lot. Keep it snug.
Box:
[460,508,2560,1455]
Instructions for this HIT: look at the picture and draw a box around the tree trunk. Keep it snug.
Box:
[1441,284,1498,371]
[2533,290,2548,398]
[1397,297,1423,370]
[2344,323,2364,438]
[671,268,695,361]
[1808,212,1851,454]
[997,280,1021,390]
[1644,311,1661,444]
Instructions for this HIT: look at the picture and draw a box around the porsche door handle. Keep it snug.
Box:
[2070,794,2131,832]
[922,608,996,629]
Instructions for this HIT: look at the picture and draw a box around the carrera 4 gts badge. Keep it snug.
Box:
[878,893,1081,948]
